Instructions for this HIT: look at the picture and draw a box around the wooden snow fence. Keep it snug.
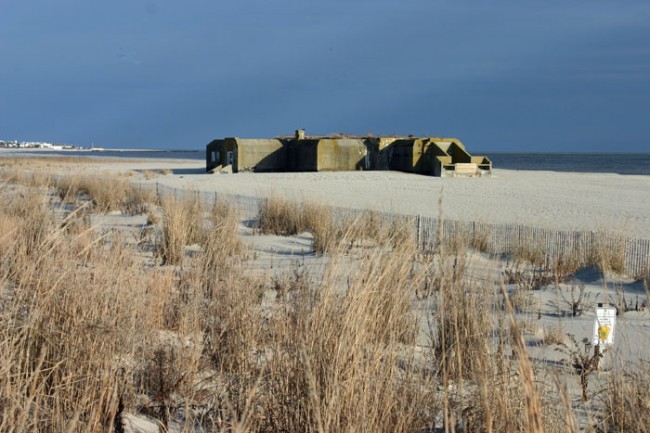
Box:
[145,182,650,278]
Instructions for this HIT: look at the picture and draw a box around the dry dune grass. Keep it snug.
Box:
[0,188,168,432]
[1,173,649,432]
[51,174,154,214]
[604,364,650,432]
[0,155,144,168]
[0,167,54,187]
[258,195,416,254]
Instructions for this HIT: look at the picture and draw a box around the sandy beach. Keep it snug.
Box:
[2,153,649,432]
[73,158,650,239]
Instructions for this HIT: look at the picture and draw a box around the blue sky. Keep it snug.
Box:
[1,0,649,151]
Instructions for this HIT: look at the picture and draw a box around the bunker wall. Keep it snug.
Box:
[233,139,285,172]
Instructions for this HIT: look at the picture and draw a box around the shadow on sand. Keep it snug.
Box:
[170,167,206,175]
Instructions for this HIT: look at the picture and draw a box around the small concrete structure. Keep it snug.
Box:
[206,131,491,177]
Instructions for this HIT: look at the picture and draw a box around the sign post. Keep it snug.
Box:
[592,305,616,347]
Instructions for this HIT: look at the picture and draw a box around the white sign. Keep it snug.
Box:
[592,306,616,346]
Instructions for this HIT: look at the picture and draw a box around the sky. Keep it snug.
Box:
[1,0,649,152]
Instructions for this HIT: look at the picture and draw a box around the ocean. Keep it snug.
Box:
[3,149,649,176]
[484,152,650,175]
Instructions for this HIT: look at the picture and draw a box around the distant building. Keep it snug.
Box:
[206,130,491,177]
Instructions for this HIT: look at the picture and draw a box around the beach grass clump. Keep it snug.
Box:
[385,216,416,251]
[541,324,565,346]
[0,187,57,284]
[156,195,193,265]
[252,246,435,433]
[257,194,307,236]
[121,184,156,216]
[0,166,53,187]
[257,195,416,254]
[602,364,650,432]
[433,252,491,382]
[51,174,135,212]
[591,232,627,275]
[307,205,347,254]
[441,227,471,257]
[0,187,170,432]
[194,201,245,293]
[423,247,565,432]
[49,173,155,215]
[513,240,548,270]
[550,252,585,281]
[469,221,491,253]
[82,176,131,212]
[156,193,234,266]
[355,209,383,242]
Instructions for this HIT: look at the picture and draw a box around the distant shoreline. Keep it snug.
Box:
[0,147,198,153]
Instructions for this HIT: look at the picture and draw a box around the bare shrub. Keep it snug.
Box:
[133,337,203,431]
[559,284,595,317]
[556,334,603,401]
[271,266,312,301]
[504,261,555,290]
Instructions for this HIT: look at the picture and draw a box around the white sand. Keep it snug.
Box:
[107,160,650,239]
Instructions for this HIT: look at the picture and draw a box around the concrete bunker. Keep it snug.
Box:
[206,131,491,177]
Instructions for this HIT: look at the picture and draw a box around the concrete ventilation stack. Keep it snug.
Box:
[295,129,305,140]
